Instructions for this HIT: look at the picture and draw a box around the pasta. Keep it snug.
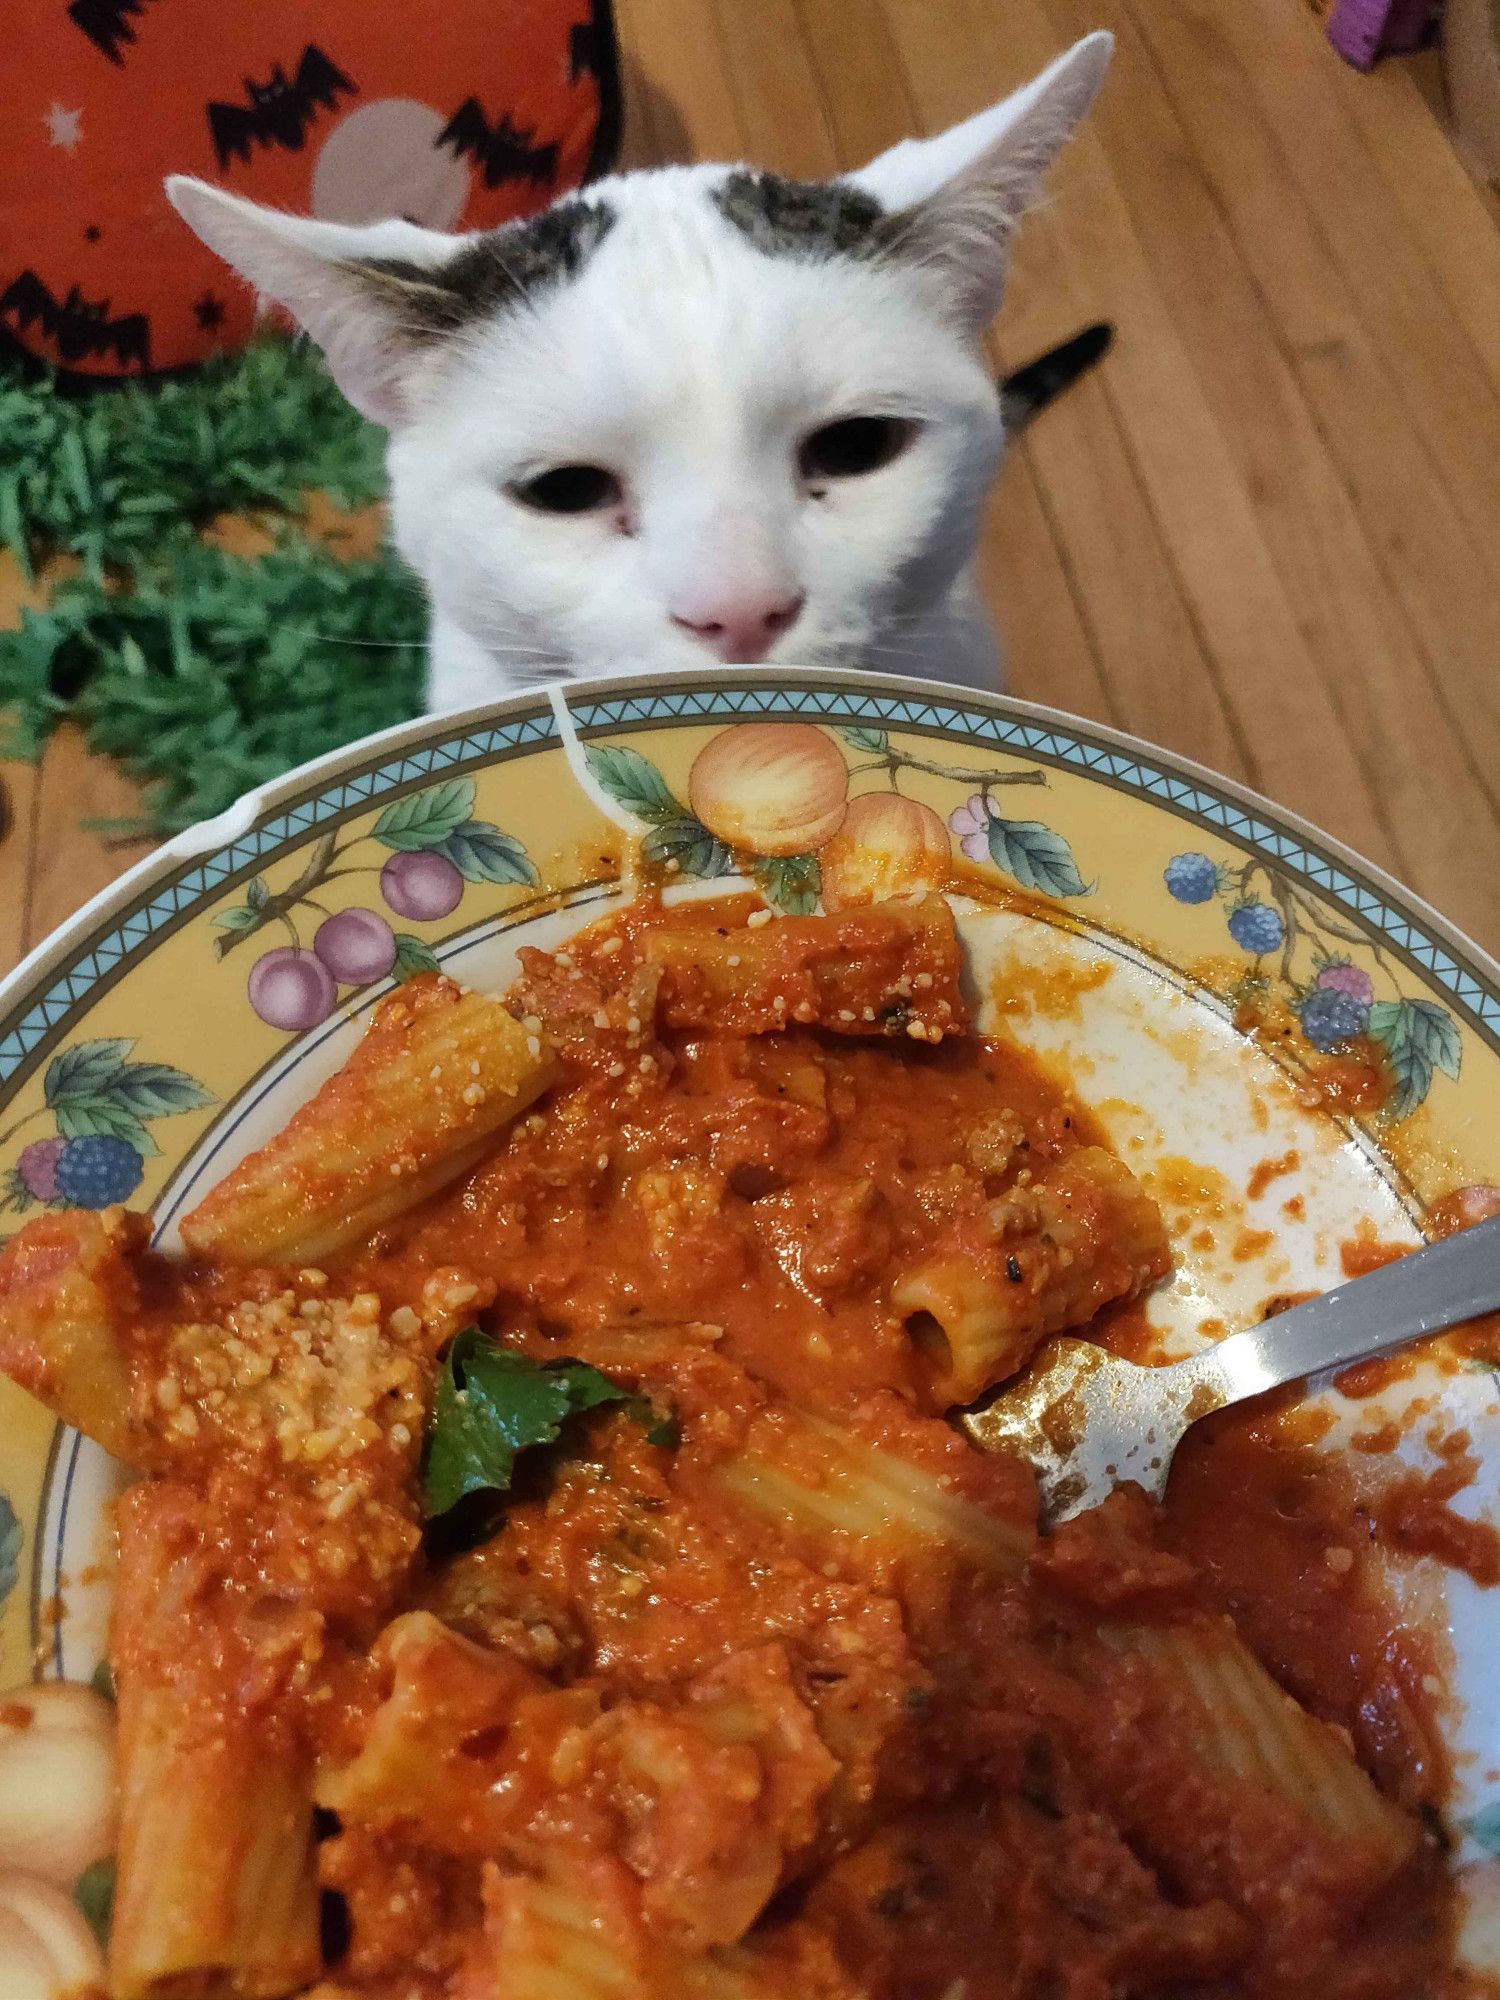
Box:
[1114,1619,1415,1866]
[109,1484,323,2000]
[0,1208,155,1465]
[0,1684,116,1886]
[181,977,555,1264]
[891,1145,1171,1403]
[0,892,1471,2000]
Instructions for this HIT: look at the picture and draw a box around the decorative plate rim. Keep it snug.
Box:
[3,667,1498,1090]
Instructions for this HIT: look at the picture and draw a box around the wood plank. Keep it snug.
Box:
[791,0,916,167]
[1125,0,1500,940]
[880,0,1395,862]
[795,0,1116,720]
[0,760,38,978]
[1046,0,1500,946]
[992,205,1249,782]
[1331,54,1500,411]
[711,0,837,178]
[613,0,696,170]
[870,0,1241,770]
[981,450,1120,727]
[609,0,661,170]
[26,730,155,953]
[1196,0,1500,576]
[617,0,747,162]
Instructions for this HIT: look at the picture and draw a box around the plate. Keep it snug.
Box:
[2,667,1498,1965]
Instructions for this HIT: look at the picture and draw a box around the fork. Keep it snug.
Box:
[962,1213,1500,1525]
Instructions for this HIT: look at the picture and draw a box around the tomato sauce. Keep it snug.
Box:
[0,897,1491,2000]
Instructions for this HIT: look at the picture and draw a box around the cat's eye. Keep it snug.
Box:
[510,464,623,515]
[799,416,914,484]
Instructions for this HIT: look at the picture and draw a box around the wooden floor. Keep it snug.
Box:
[4,0,1500,980]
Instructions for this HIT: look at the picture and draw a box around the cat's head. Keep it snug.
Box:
[167,34,1109,693]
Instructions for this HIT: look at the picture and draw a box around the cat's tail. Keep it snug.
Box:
[999,322,1113,433]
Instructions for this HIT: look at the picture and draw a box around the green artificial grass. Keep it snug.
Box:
[0,338,426,834]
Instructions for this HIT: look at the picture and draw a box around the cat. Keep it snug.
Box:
[166,32,1111,714]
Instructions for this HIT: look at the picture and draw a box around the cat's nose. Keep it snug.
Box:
[670,591,804,663]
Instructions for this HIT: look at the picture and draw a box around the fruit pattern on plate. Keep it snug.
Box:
[1164,848,1461,1118]
[210,776,539,1030]
[1,1042,214,1215]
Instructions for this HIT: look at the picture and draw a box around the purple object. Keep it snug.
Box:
[1327,0,1439,69]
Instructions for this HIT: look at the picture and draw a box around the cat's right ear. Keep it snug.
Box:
[165,177,463,426]
[848,33,1112,333]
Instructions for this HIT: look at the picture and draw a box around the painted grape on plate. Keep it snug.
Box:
[380,850,464,921]
[314,910,398,985]
[248,948,339,1032]
[208,778,540,1032]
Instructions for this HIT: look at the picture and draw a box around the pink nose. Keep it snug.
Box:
[671,591,804,663]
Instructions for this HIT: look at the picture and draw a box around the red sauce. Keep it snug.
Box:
[1247,1150,1301,1201]
[0,898,1488,1999]
[1161,1400,1449,1810]
[1371,1434,1500,1588]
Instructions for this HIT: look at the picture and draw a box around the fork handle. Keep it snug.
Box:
[1172,1213,1500,1408]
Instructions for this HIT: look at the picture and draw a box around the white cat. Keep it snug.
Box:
[166,33,1111,714]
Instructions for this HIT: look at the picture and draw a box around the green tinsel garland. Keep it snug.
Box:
[0,338,427,834]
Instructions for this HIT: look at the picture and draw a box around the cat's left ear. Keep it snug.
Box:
[848,33,1112,332]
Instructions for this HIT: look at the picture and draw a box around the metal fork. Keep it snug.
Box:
[963,1213,1500,1525]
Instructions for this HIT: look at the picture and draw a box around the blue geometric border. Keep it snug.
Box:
[0,714,555,1084]
[2,679,1496,1099]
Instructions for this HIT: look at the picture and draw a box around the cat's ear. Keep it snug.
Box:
[849,33,1111,332]
[165,177,464,425]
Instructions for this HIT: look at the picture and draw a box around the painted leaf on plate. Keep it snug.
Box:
[374,778,477,852]
[45,1039,133,1105]
[643,817,735,879]
[839,725,889,754]
[985,816,1089,899]
[751,852,821,915]
[440,822,539,887]
[392,933,442,981]
[584,744,682,824]
[0,1491,19,1609]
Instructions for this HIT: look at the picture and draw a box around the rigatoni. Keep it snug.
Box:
[470,1870,784,2000]
[718,1407,1033,1576]
[0,1207,157,1466]
[639,898,967,1041]
[892,1146,1170,1404]
[109,1483,321,2000]
[1114,1619,1416,1871]
[181,974,555,1263]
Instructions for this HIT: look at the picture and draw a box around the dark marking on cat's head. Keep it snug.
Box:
[711,171,888,261]
[355,196,617,338]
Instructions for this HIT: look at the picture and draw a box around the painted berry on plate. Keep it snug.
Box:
[381,851,465,921]
[1227,902,1286,956]
[53,1135,144,1208]
[1298,986,1371,1053]
[15,1138,66,1204]
[314,909,398,985]
[248,948,339,1032]
[1164,852,1219,904]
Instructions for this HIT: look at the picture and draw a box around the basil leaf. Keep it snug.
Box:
[75,1858,115,1946]
[424,1330,666,1518]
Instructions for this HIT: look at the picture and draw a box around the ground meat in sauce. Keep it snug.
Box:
[0,895,1482,2000]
